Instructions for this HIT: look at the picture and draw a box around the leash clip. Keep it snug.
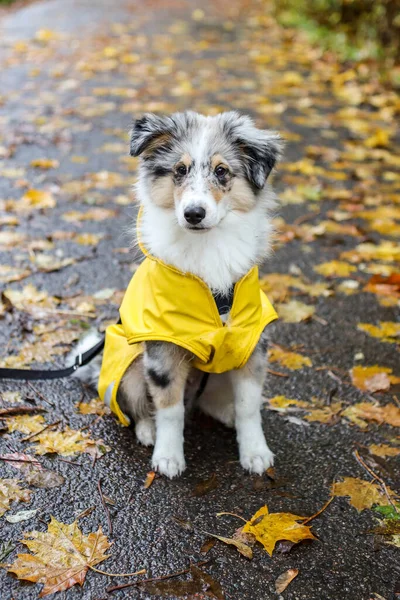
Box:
[73,354,83,370]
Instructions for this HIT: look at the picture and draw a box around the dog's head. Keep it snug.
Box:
[131,111,282,232]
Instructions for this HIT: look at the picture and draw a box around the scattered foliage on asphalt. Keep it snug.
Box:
[0,0,399,597]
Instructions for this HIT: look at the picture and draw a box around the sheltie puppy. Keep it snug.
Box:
[72,111,282,478]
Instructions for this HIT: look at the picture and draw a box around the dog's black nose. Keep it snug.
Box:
[184,206,206,225]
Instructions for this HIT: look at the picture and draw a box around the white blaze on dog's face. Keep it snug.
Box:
[130,111,282,232]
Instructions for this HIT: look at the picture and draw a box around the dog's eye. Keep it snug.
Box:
[176,164,187,177]
[215,165,228,178]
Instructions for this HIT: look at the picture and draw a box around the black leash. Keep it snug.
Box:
[0,287,234,383]
[0,336,105,381]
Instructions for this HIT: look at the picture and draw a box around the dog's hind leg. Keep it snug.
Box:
[118,357,155,446]
[197,373,235,428]
[144,341,191,478]
[229,330,274,475]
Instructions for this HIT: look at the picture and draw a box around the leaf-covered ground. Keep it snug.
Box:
[0,0,399,598]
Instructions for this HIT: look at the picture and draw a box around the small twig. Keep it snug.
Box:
[302,497,334,524]
[292,211,320,226]
[106,560,210,593]
[0,406,46,417]
[0,456,41,465]
[90,566,146,577]
[58,458,81,466]
[266,369,289,378]
[393,395,400,408]
[98,479,113,535]
[21,420,61,442]
[27,382,54,407]
[353,449,399,513]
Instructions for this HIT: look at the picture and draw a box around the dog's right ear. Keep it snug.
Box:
[130,114,173,157]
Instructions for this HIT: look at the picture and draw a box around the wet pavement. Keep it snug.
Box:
[0,1,399,599]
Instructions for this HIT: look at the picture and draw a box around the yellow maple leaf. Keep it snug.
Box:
[29,427,111,457]
[277,300,315,323]
[357,322,400,344]
[304,402,343,424]
[342,402,400,428]
[364,129,390,148]
[77,397,110,416]
[314,260,357,278]
[30,159,59,169]
[243,505,315,556]
[350,365,400,393]
[0,478,32,517]
[75,233,104,246]
[62,208,116,222]
[267,395,311,410]
[342,242,400,263]
[369,444,400,458]
[8,516,111,596]
[268,347,312,370]
[331,477,398,512]
[5,415,46,435]
[21,190,56,210]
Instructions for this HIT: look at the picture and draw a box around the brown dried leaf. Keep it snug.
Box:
[275,568,299,593]
[203,531,253,559]
[8,516,111,596]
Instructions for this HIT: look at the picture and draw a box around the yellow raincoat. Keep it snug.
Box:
[98,240,278,426]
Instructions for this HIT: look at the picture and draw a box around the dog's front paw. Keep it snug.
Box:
[240,446,274,475]
[152,452,186,478]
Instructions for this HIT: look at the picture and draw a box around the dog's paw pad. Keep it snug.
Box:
[135,419,155,446]
[152,455,186,478]
[240,449,274,474]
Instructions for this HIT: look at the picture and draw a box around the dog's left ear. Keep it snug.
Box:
[222,112,283,189]
[130,114,174,157]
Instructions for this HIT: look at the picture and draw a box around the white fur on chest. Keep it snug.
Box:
[138,195,275,294]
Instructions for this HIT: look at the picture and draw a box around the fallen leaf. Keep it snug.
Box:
[342,402,400,428]
[200,537,217,554]
[331,477,398,512]
[369,444,400,458]
[266,395,310,411]
[275,568,299,593]
[22,466,65,489]
[314,260,357,278]
[8,516,111,596]
[5,414,46,435]
[277,300,315,323]
[268,347,312,370]
[0,391,24,404]
[242,505,316,556]
[0,479,32,517]
[304,402,343,424]
[203,531,253,559]
[29,427,110,458]
[0,453,42,470]
[143,471,156,489]
[21,189,56,210]
[30,159,59,169]
[192,473,218,497]
[350,365,400,392]
[6,508,38,523]
[77,397,110,416]
[357,322,400,344]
